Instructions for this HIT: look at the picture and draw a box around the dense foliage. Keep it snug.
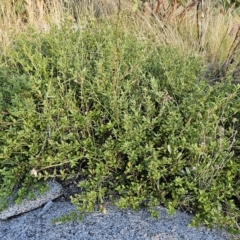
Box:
[0,20,240,233]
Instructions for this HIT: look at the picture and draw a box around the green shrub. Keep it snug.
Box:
[0,20,240,233]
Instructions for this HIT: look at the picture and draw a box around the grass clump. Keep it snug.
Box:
[0,17,240,234]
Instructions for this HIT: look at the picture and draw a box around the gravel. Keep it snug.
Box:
[0,197,236,240]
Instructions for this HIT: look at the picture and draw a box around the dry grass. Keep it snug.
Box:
[0,0,240,68]
[0,0,66,52]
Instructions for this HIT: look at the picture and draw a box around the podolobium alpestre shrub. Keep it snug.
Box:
[0,20,239,233]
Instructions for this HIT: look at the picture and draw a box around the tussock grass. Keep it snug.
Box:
[1,0,240,66]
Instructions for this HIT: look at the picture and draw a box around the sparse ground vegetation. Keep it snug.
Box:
[0,0,240,236]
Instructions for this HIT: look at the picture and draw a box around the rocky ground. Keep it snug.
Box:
[0,180,238,240]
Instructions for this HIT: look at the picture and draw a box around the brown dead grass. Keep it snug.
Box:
[0,0,240,67]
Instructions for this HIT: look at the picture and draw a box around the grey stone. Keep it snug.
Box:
[0,181,63,220]
[37,200,53,217]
